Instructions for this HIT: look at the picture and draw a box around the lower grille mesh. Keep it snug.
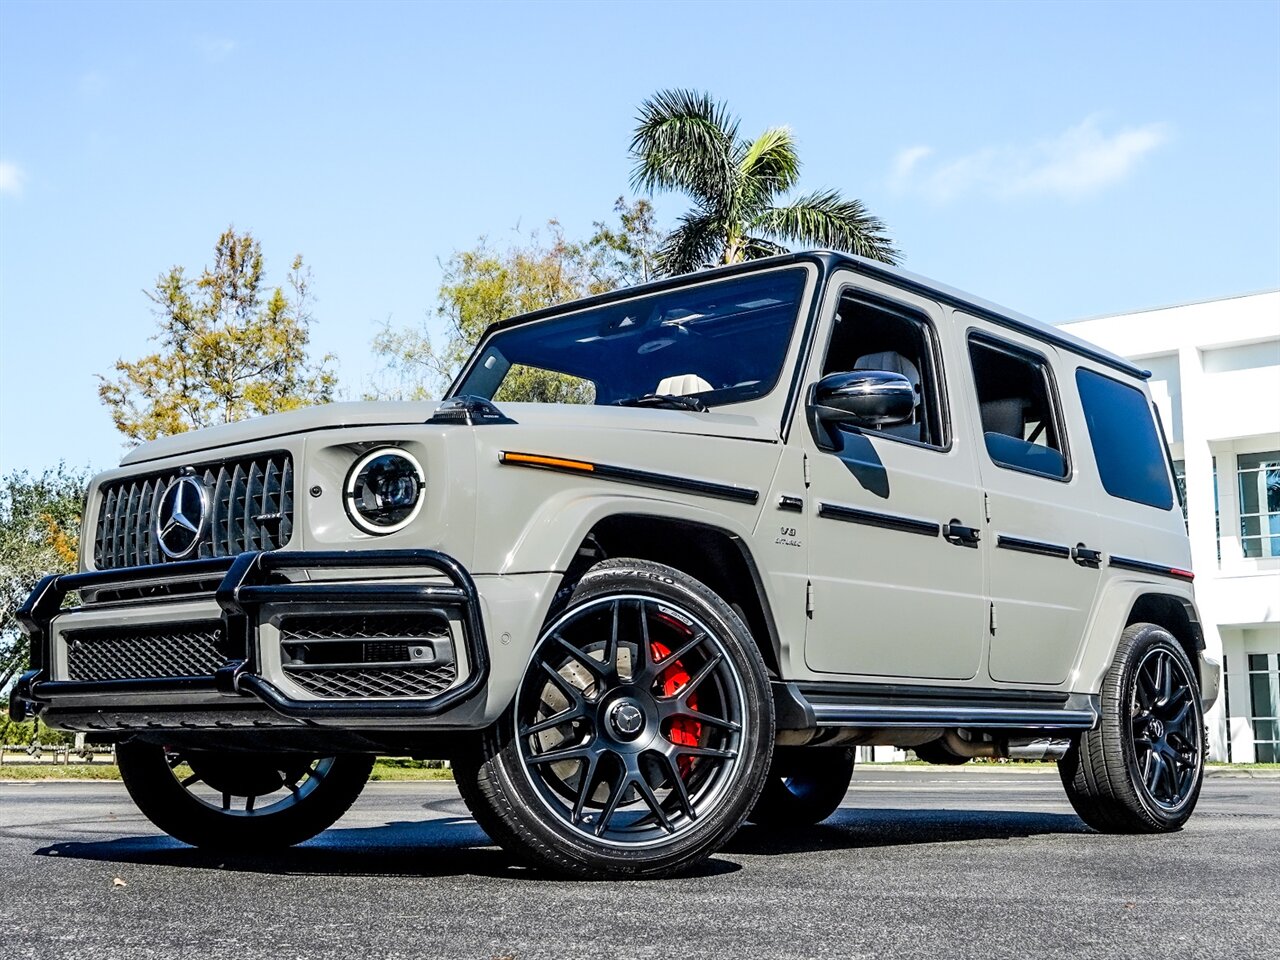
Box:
[279,613,458,699]
[65,622,225,681]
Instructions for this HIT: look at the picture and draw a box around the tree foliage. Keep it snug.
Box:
[0,464,88,692]
[371,199,661,401]
[631,89,900,275]
[98,228,337,443]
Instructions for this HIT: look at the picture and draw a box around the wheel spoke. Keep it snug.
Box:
[571,753,602,825]
[245,794,256,814]
[669,707,742,732]
[1166,699,1193,735]
[222,792,232,812]
[538,659,587,705]
[653,632,708,675]
[595,769,634,837]
[632,774,674,833]
[1157,654,1172,706]
[526,743,593,766]
[635,600,653,676]
[661,753,697,821]
[520,704,587,738]
[180,773,201,788]
[675,744,737,761]
[552,633,610,683]
[666,652,723,703]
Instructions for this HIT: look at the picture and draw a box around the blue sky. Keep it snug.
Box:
[2,0,1277,475]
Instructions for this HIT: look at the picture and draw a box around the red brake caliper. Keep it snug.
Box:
[651,616,702,777]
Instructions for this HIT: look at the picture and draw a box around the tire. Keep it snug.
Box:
[747,747,854,827]
[455,558,775,879]
[913,739,971,766]
[117,741,374,851]
[1059,622,1205,833]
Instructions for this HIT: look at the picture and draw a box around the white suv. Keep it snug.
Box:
[12,251,1219,878]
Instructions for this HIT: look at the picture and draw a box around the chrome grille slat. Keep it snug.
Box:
[93,452,293,569]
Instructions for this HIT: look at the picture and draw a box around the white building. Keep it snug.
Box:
[1062,291,1280,763]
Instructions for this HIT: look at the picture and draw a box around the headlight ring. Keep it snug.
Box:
[343,447,425,535]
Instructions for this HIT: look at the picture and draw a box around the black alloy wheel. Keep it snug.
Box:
[455,559,774,878]
[117,741,374,850]
[1060,622,1205,832]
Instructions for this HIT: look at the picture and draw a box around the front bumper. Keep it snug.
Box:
[9,550,490,731]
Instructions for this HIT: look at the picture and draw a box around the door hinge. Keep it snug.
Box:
[983,491,991,523]
[806,580,814,619]
[989,601,997,634]
[803,453,811,488]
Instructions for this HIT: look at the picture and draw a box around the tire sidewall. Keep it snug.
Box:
[488,559,775,875]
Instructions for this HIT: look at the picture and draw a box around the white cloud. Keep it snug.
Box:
[198,36,237,62]
[890,116,1171,202]
[0,160,26,197]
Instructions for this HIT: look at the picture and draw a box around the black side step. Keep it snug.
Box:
[773,680,1098,731]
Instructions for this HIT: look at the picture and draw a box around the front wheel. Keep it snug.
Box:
[117,742,374,851]
[455,559,775,879]
[747,747,854,827]
[1059,622,1205,833]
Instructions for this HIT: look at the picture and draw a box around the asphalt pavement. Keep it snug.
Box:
[1,768,1276,960]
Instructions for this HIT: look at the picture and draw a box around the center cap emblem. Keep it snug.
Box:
[1147,718,1165,740]
[609,700,645,739]
[155,476,208,559]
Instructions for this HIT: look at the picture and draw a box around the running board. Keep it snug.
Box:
[773,681,1099,731]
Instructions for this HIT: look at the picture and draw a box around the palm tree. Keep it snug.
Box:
[631,89,899,276]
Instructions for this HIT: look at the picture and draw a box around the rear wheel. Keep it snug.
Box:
[455,559,774,879]
[747,747,854,827]
[1059,623,1204,833]
[117,741,374,851]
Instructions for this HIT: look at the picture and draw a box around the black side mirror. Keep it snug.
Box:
[811,370,915,428]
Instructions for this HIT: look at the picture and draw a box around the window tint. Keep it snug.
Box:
[969,337,1067,479]
[822,295,946,447]
[1075,368,1174,509]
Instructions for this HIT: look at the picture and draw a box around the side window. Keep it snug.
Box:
[1076,368,1175,510]
[968,336,1068,479]
[822,294,947,447]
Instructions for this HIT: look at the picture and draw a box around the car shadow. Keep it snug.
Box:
[728,806,1090,856]
[34,805,1087,879]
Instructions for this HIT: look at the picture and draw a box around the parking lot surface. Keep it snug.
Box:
[1,768,1275,960]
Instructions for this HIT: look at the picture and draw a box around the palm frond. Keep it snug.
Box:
[653,207,727,277]
[630,89,738,204]
[738,236,791,261]
[751,189,900,264]
[736,127,800,208]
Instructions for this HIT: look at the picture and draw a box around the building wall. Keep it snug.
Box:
[1062,291,1280,762]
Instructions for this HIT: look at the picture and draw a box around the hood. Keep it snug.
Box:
[120,400,777,466]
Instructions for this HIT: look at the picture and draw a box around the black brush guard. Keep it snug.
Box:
[9,550,489,725]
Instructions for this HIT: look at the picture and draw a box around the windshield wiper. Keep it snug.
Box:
[614,393,709,412]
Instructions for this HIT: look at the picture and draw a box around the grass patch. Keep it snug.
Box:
[0,764,122,780]
[370,760,455,782]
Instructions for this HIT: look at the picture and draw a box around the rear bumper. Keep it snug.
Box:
[9,549,491,731]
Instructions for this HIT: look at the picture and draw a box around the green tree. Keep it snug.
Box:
[0,464,87,692]
[631,89,900,275]
[98,228,337,443]
[372,200,661,401]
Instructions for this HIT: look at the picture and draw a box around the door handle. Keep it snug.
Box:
[1072,544,1103,567]
[943,520,981,547]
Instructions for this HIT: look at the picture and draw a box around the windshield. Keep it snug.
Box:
[451,267,808,409]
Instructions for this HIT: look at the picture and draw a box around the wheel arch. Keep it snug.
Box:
[1076,578,1205,695]
[557,514,783,678]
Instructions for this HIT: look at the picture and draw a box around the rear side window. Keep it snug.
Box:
[1075,368,1174,510]
[968,336,1068,479]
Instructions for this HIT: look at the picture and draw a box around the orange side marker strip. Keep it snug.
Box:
[501,452,595,472]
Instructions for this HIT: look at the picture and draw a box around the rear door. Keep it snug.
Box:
[957,318,1102,685]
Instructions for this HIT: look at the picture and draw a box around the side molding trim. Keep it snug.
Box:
[498,452,760,505]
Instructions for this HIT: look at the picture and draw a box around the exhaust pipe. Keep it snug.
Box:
[941,730,1071,762]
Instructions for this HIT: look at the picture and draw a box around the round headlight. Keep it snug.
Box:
[344,448,425,534]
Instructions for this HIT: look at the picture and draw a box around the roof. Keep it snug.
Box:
[481,250,1148,380]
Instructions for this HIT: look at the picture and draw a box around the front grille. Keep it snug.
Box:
[65,621,226,680]
[94,452,293,569]
[279,613,458,700]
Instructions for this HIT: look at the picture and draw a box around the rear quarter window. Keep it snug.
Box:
[1075,368,1174,510]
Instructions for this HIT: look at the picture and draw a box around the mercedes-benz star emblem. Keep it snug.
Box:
[155,476,208,559]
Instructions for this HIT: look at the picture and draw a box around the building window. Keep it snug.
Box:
[1248,653,1280,763]
[1173,457,1221,558]
[1238,452,1280,559]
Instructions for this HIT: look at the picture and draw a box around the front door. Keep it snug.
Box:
[802,276,987,681]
